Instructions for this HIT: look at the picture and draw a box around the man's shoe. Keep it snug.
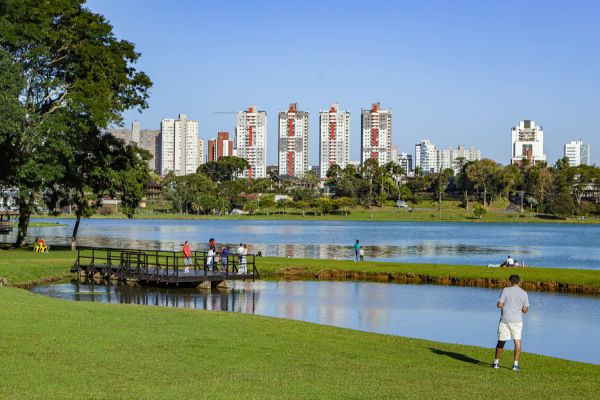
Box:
[512,365,520,371]
[492,363,499,369]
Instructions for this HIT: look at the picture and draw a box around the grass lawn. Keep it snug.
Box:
[1,286,599,399]
[2,249,600,293]
[258,257,600,291]
[0,248,73,286]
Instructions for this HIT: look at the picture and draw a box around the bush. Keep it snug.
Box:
[473,204,487,219]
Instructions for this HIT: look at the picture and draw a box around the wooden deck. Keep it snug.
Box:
[71,247,259,287]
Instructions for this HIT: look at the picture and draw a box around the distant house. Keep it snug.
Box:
[270,174,299,190]
[147,181,162,199]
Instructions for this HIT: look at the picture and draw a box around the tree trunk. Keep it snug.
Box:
[483,187,488,207]
[71,215,81,251]
[464,190,469,211]
[13,191,34,248]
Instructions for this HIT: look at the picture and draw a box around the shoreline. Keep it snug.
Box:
[30,210,600,225]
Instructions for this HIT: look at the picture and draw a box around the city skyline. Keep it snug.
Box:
[89,0,600,165]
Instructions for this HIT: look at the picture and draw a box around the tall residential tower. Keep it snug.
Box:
[158,113,199,176]
[564,140,591,167]
[511,120,546,166]
[319,103,350,178]
[361,103,392,165]
[208,132,234,162]
[278,103,309,177]
[236,106,267,178]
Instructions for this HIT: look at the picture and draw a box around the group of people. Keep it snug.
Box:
[500,255,527,268]
[353,239,365,262]
[182,238,249,274]
[33,237,48,253]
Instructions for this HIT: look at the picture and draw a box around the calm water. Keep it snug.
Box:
[14,218,600,269]
[33,280,600,365]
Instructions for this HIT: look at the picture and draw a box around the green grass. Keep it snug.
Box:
[258,257,600,289]
[1,286,599,399]
[28,221,68,228]
[32,200,600,224]
[0,248,73,286]
[2,249,600,293]
[0,249,599,398]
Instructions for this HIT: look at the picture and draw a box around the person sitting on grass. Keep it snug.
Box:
[501,255,514,267]
[34,237,48,253]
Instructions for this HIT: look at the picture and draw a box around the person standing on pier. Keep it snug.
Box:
[183,241,192,273]
[493,274,529,371]
[221,246,230,272]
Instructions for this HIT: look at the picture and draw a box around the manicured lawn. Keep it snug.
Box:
[0,286,599,399]
[0,248,73,286]
[2,249,600,293]
[259,257,600,289]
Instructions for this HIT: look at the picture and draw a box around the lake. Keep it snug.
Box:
[15,218,600,269]
[33,279,600,365]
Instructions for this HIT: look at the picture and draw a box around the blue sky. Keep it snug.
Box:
[87,0,600,165]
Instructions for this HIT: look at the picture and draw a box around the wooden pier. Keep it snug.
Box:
[71,247,259,287]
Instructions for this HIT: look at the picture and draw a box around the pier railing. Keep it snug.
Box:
[72,246,260,283]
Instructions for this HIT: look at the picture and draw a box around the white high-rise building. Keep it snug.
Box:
[236,106,267,178]
[437,145,481,173]
[511,120,546,165]
[398,152,413,173]
[319,103,350,178]
[131,121,140,144]
[390,144,399,164]
[278,103,309,177]
[361,103,392,165]
[159,113,199,176]
[564,140,591,167]
[197,139,206,166]
[415,139,438,174]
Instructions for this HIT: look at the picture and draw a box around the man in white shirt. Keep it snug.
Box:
[493,274,529,371]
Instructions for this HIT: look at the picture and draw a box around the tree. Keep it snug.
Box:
[466,159,502,207]
[294,200,310,217]
[242,200,259,215]
[570,165,597,212]
[162,173,216,214]
[431,171,450,218]
[0,1,151,247]
[199,156,249,182]
[546,191,575,218]
[192,193,218,215]
[455,159,474,210]
[112,144,151,219]
[361,158,379,209]
[336,197,354,216]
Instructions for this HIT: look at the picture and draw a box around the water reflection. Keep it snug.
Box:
[10,218,600,268]
[33,279,600,365]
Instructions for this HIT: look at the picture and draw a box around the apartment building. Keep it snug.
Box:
[319,103,350,178]
[278,103,309,177]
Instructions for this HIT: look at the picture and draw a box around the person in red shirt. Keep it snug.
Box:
[183,241,192,273]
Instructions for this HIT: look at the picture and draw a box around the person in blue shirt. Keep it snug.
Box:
[220,246,230,272]
[353,239,361,262]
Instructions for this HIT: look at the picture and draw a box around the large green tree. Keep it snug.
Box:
[198,156,249,182]
[0,0,151,247]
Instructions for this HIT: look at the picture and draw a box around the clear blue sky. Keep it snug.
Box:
[87,0,599,166]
